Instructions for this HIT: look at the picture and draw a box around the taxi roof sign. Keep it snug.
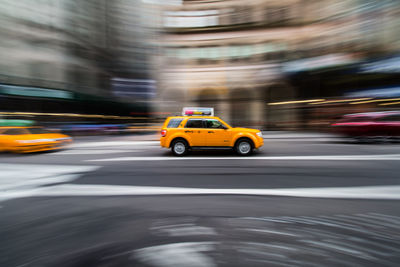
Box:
[182,107,214,116]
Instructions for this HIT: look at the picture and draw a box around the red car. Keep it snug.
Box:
[331,111,400,141]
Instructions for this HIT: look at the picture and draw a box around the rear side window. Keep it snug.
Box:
[376,114,400,122]
[3,128,28,135]
[185,119,204,128]
[167,118,183,128]
[339,116,370,123]
[27,127,51,134]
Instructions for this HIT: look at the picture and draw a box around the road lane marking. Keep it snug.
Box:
[87,154,400,162]
[0,163,100,201]
[264,138,343,142]
[71,141,159,148]
[134,242,217,267]
[53,149,142,155]
[4,184,400,200]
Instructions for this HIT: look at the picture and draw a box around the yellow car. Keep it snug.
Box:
[0,126,72,153]
[160,108,263,156]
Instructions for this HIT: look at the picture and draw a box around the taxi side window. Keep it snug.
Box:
[340,117,369,123]
[377,114,400,122]
[391,115,400,122]
[185,119,204,128]
[167,119,183,128]
[3,129,27,135]
[205,119,225,129]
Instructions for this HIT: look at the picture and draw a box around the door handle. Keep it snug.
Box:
[208,131,214,133]
[185,130,193,133]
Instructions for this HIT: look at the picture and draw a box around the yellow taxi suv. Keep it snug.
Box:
[0,126,72,153]
[160,108,263,156]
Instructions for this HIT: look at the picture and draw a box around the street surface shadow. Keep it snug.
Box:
[0,149,68,157]
[330,138,400,145]
[164,149,263,157]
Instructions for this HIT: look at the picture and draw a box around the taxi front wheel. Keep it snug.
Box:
[235,139,253,156]
[171,139,189,156]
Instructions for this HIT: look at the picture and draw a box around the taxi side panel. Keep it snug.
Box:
[161,117,191,148]
[165,127,206,147]
[206,128,232,146]
[160,117,183,148]
[0,135,13,152]
[0,127,72,153]
[164,129,187,147]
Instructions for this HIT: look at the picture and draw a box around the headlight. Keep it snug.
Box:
[256,132,262,137]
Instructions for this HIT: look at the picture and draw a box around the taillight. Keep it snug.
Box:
[161,129,167,137]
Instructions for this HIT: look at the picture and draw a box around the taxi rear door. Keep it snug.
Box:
[0,128,29,151]
[184,118,207,146]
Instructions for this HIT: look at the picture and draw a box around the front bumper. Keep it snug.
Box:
[13,140,72,153]
[254,136,264,149]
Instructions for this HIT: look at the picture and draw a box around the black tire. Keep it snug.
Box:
[354,136,377,144]
[171,139,189,156]
[234,138,253,156]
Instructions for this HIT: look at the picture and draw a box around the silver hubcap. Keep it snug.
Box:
[174,142,185,154]
[238,141,251,154]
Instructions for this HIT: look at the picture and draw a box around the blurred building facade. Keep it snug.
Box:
[0,0,155,116]
[155,0,400,130]
[107,0,158,104]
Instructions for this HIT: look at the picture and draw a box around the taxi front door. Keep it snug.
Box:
[205,119,232,147]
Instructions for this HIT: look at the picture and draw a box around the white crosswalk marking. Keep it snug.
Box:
[0,163,100,202]
[2,183,400,201]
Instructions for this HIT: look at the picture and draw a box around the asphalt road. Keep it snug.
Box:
[1,134,400,267]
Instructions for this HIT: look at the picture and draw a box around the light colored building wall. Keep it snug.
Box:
[0,0,111,97]
[155,0,385,129]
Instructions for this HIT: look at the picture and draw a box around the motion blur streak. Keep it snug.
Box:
[2,1,400,267]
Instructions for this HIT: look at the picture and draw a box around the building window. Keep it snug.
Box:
[230,6,251,25]
[164,10,220,28]
[264,6,289,25]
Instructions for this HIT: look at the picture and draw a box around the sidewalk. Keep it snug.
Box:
[261,131,336,139]
[71,131,337,143]
[72,133,160,143]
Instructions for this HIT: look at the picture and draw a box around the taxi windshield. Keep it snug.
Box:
[27,127,52,134]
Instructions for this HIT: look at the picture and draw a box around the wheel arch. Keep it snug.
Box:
[169,136,189,148]
[233,135,255,148]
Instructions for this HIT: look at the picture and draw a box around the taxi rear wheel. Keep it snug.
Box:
[235,138,253,156]
[171,139,189,156]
